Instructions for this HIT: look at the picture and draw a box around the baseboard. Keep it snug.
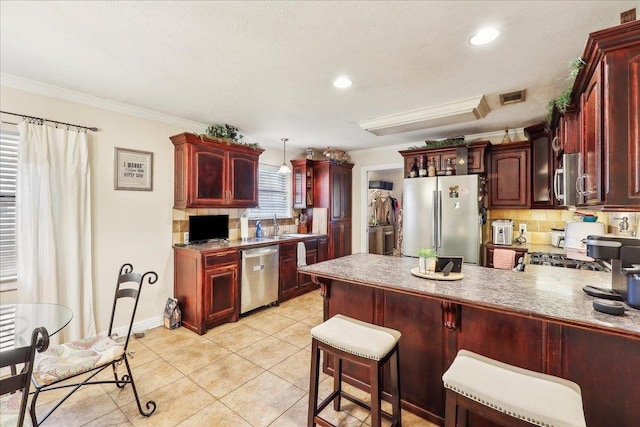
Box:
[108,315,164,337]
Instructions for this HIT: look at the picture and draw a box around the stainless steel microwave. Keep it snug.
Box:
[554,153,581,206]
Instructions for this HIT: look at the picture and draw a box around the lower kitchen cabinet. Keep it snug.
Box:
[483,244,528,268]
[174,247,239,335]
[204,263,238,326]
[174,236,329,334]
[279,236,328,302]
[329,222,352,259]
[279,242,298,299]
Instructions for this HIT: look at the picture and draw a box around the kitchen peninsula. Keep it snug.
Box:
[298,253,639,427]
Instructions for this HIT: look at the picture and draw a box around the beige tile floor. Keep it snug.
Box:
[30,291,439,427]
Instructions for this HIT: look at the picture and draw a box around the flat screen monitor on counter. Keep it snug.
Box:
[188,215,229,243]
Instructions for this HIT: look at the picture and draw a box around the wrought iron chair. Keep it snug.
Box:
[0,326,49,427]
[29,264,158,426]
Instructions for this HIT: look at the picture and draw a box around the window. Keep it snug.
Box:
[247,164,292,220]
[0,130,18,288]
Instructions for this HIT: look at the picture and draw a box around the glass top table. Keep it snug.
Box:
[0,303,73,352]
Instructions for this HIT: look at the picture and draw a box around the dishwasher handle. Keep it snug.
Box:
[242,247,279,259]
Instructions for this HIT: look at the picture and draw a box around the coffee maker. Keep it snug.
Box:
[585,235,640,309]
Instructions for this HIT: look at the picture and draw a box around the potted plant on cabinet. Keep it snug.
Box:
[417,248,437,274]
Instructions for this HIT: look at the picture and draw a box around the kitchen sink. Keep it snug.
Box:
[268,235,296,240]
[280,234,312,238]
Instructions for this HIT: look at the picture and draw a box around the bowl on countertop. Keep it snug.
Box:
[582,216,599,222]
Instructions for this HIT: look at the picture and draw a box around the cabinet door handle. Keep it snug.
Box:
[553,168,563,200]
[551,136,561,154]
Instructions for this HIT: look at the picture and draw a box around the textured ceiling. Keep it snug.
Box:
[0,1,634,151]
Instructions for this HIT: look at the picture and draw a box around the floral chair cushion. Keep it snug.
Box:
[0,392,32,427]
[32,335,125,387]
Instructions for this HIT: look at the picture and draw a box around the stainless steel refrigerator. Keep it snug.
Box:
[402,175,480,264]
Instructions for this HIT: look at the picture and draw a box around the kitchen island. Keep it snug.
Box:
[298,253,639,427]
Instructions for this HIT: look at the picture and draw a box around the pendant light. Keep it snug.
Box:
[277,138,292,174]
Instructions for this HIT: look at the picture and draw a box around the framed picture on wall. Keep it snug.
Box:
[114,147,153,191]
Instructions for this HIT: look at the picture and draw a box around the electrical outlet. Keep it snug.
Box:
[183,232,189,244]
[519,224,527,234]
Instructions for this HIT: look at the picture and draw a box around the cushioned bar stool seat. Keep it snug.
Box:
[308,314,402,427]
[442,349,587,427]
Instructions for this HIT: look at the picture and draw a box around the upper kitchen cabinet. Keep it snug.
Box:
[170,132,264,208]
[570,21,640,210]
[398,141,489,177]
[312,160,353,258]
[525,122,556,208]
[557,108,581,155]
[487,141,531,209]
[291,159,314,209]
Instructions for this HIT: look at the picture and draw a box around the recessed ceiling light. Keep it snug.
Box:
[470,28,500,45]
[333,76,352,88]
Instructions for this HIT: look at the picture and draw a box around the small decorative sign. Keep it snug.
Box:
[114,147,153,191]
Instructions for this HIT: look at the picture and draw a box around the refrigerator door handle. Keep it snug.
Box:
[431,190,437,247]
[437,190,442,249]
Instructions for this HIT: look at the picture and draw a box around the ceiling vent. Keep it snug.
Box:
[359,95,490,136]
[499,90,526,106]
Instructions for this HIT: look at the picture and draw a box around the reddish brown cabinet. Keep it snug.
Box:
[278,242,298,299]
[487,141,531,209]
[318,275,640,427]
[525,123,556,208]
[279,236,329,303]
[578,63,603,206]
[174,247,240,335]
[483,244,528,268]
[291,159,314,209]
[561,20,640,210]
[311,160,353,259]
[328,222,352,260]
[398,141,489,177]
[558,109,581,155]
[170,132,263,208]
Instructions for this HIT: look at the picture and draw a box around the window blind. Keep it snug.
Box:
[247,164,292,220]
[0,130,18,285]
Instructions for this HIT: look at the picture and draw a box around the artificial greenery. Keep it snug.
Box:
[201,124,261,149]
[408,136,466,150]
[545,57,586,128]
[417,248,437,258]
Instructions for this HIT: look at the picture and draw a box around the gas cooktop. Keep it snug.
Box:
[529,252,610,272]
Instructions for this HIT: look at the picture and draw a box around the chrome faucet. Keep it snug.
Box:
[273,214,279,236]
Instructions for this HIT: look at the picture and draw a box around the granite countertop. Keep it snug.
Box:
[173,233,326,252]
[298,253,640,338]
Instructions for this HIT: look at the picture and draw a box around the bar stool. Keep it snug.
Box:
[442,349,587,427]
[308,314,402,427]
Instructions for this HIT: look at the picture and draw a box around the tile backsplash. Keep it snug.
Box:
[485,209,639,245]
[172,208,297,245]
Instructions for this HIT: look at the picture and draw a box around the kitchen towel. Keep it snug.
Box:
[297,242,307,267]
[493,248,516,270]
[312,208,328,234]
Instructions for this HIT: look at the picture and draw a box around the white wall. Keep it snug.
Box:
[0,85,196,333]
[0,85,289,334]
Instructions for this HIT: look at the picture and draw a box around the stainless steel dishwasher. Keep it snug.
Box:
[240,245,279,314]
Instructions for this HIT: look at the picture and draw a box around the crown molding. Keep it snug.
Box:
[1,73,208,131]
[349,127,526,156]
[359,95,490,136]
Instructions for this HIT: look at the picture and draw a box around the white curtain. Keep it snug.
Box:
[16,121,95,342]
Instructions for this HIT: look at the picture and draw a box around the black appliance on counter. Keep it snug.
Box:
[188,214,229,243]
[585,235,640,309]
